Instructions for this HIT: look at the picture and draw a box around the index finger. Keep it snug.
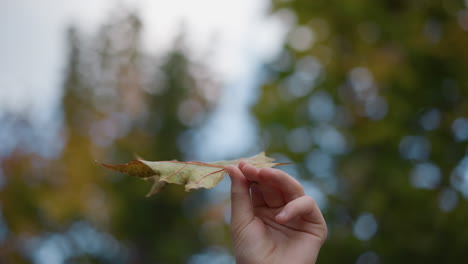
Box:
[258,167,305,202]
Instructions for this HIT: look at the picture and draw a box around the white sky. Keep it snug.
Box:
[0,0,288,160]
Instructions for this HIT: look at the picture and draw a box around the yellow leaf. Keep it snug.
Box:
[100,152,287,196]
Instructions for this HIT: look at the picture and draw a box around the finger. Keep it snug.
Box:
[239,163,266,207]
[259,168,305,202]
[238,161,249,171]
[242,164,285,208]
[250,183,266,207]
[275,195,326,226]
[239,161,260,182]
[257,183,284,208]
[227,165,254,231]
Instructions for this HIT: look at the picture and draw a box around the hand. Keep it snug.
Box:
[227,162,327,264]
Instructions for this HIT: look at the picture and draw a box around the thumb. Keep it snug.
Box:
[227,165,254,233]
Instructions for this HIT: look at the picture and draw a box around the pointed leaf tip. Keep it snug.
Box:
[100,160,157,179]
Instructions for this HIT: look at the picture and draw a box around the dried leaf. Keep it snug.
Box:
[100,152,287,196]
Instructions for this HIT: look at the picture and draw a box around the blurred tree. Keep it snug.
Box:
[0,9,218,264]
[254,0,468,262]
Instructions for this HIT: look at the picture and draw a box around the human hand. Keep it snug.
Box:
[227,162,327,264]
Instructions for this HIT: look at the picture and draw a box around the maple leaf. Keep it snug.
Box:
[100,152,287,196]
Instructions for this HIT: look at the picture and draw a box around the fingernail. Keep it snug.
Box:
[277,211,286,219]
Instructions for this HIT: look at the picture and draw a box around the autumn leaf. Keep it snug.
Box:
[100,152,287,196]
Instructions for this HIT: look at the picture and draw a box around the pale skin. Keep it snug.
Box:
[227,162,327,264]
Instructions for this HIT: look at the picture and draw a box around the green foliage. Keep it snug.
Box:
[0,9,220,264]
[2,2,468,263]
[254,0,468,262]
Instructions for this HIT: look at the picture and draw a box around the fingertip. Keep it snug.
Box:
[227,165,244,183]
[240,163,260,182]
[226,165,236,177]
[241,162,255,172]
[238,161,248,169]
[275,210,288,223]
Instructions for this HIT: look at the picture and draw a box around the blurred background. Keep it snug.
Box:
[1,0,468,263]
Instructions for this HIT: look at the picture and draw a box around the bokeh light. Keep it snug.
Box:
[3,0,468,263]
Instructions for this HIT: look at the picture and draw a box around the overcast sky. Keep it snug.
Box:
[0,0,288,160]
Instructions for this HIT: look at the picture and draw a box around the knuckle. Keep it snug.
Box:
[259,167,274,177]
[301,195,319,210]
[296,184,305,194]
[258,168,268,178]
[318,225,328,244]
[302,195,315,205]
[230,190,245,200]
